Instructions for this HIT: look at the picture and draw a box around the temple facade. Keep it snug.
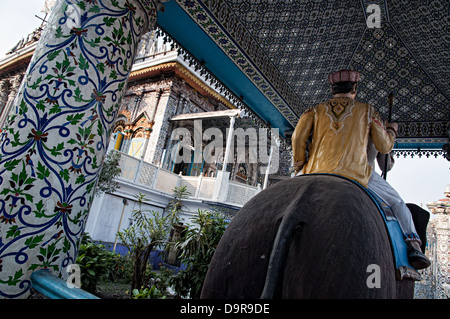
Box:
[0,23,292,248]
[415,185,450,299]
[425,185,450,298]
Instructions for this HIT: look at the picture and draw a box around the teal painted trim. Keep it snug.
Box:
[394,142,445,150]
[30,270,99,299]
[157,2,294,134]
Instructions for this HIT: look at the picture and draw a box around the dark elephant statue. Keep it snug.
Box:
[201,174,429,299]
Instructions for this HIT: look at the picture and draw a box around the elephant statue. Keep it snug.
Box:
[201,174,429,299]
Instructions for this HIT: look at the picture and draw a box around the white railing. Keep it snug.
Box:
[114,150,261,207]
[225,181,260,206]
[118,153,140,181]
[179,176,199,198]
[198,177,216,200]
[154,169,180,194]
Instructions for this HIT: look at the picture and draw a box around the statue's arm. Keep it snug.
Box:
[292,107,314,173]
[369,105,396,155]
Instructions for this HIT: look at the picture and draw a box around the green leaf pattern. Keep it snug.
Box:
[0,0,157,298]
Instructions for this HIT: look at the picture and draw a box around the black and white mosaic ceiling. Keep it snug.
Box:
[158,0,449,146]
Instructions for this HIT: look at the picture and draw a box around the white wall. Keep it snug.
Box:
[85,179,216,244]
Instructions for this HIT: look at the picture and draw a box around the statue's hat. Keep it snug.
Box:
[328,70,360,85]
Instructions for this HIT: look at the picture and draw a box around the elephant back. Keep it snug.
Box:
[201,174,399,298]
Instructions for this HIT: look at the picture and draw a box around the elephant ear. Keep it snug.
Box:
[406,203,430,253]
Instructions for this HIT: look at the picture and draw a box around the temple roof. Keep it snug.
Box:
[426,185,450,214]
[157,0,449,149]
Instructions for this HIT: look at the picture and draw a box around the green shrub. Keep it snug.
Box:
[76,234,118,293]
[117,193,171,291]
[95,151,121,196]
[170,210,228,298]
[131,286,167,299]
[153,265,174,293]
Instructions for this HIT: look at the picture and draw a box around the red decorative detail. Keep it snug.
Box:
[372,117,383,127]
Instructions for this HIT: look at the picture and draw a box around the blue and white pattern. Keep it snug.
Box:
[172,0,449,141]
[0,0,158,298]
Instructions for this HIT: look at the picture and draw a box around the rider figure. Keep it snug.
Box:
[367,140,431,269]
[292,69,430,269]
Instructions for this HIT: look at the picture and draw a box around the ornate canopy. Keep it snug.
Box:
[156,0,449,153]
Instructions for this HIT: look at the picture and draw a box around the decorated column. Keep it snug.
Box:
[0,0,165,298]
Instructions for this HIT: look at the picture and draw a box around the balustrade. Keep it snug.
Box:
[113,150,261,205]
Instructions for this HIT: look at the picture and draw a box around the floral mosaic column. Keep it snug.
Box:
[0,0,164,298]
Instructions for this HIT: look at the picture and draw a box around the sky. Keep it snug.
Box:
[0,1,45,58]
[0,0,448,213]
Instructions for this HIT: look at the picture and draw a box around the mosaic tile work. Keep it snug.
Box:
[175,0,449,140]
[0,0,160,298]
[176,0,300,128]
[349,27,449,123]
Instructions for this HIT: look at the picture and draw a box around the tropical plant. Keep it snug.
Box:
[166,185,191,226]
[76,233,118,293]
[95,150,121,196]
[118,193,171,291]
[164,185,191,265]
[170,209,228,298]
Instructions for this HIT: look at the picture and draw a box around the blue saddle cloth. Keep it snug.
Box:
[364,186,421,281]
[309,173,421,281]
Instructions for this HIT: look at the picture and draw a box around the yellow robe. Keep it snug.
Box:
[292,97,395,187]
